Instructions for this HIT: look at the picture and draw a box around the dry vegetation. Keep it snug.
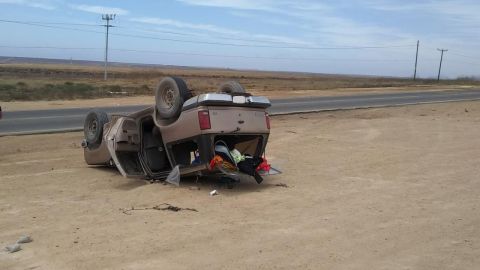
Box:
[1,63,479,101]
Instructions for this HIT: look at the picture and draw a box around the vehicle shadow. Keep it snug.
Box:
[89,166,284,193]
[177,175,281,195]
[90,166,149,190]
[115,179,149,190]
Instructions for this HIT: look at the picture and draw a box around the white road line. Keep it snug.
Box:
[0,114,85,121]
[272,93,479,105]
[270,97,480,115]
[1,95,480,136]
[0,127,82,136]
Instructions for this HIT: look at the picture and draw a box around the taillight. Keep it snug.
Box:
[198,110,211,130]
[265,112,270,129]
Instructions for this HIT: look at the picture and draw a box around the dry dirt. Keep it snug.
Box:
[1,101,480,269]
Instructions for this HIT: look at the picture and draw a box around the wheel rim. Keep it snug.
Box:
[87,119,98,140]
[162,88,175,108]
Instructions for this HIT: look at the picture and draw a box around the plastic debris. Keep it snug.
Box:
[165,165,180,186]
[16,235,32,244]
[214,141,236,166]
[210,190,218,196]
[5,243,21,253]
[256,158,271,172]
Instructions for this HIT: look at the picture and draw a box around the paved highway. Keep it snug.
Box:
[1,89,480,136]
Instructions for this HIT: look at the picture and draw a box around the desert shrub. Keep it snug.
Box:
[456,76,478,81]
[0,82,101,101]
[0,83,18,101]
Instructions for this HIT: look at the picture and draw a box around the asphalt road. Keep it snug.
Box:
[2,89,480,136]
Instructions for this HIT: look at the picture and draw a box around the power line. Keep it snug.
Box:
[0,19,106,34]
[0,19,416,51]
[113,31,416,50]
[0,18,418,48]
[120,25,342,47]
[0,45,99,50]
[1,19,322,46]
[449,51,480,61]
[1,20,103,27]
[0,45,422,62]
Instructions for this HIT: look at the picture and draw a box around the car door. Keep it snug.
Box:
[106,116,145,177]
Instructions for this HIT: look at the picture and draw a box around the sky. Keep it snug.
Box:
[0,0,479,78]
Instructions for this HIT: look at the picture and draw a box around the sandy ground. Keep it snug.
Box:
[1,101,480,269]
[2,85,475,112]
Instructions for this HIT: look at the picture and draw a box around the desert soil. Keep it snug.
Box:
[2,85,474,112]
[1,101,479,269]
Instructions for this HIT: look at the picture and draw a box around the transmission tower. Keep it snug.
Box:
[102,14,115,80]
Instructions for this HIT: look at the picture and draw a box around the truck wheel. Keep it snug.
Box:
[155,77,190,119]
[218,81,246,94]
[84,110,109,148]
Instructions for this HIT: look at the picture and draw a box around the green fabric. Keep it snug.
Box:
[230,149,245,164]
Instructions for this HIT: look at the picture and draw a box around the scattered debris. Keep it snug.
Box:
[165,165,181,186]
[4,235,33,253]
[5,243,21,253]
[210,190,219,196]
[275,183,289,188]
[120,203,198,215]
[286,130,297,134]
[148,179,168,185]
[16,235,32,244]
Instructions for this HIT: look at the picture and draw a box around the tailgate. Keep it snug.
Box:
[206,106,269,134]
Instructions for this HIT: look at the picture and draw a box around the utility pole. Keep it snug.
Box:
[413,40,419,80]
[102,14,116,80]
[437,48,448,81]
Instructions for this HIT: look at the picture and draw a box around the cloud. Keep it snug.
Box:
[171,0,419,50]
[365,0,480,25]
[130,17,242,36]
[176,0,330,13]
[175,0,278,12]
[0,0,56,10]
[70,4,129,15]
[130,17,312,45]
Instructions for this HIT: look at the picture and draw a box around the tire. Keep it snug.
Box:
[155,77,190,119]
[84,110,109,148]
[218,81,246,94]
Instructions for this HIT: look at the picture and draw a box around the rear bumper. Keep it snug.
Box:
[160,133,269,179]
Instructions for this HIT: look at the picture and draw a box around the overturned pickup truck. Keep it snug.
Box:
[82,77,277,184]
